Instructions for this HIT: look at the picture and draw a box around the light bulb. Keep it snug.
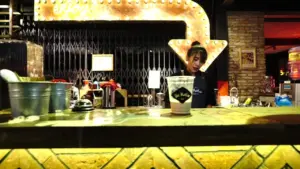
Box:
[51,0,55,3]
[53,6,59,13]
[35,5,40,10]
[169,0,172,3]
[177,0,180,4]
[192,2,196,8]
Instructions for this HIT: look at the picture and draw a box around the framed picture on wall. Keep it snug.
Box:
[239,48,256,69]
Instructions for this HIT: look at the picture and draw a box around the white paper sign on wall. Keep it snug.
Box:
[148,70,161,89]
[92,54,114,71]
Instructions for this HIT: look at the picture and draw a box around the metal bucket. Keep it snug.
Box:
[8,82,51,117]
[49,83,72,113]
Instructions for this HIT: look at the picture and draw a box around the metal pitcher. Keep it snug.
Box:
[156,92,165,108]
[102,86,115,109]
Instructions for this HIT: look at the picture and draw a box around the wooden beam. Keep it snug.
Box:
[265,38,300,46]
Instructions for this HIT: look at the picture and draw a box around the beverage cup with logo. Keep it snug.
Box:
[166,76,195,115]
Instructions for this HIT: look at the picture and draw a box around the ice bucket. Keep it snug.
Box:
[49,83,72,113]
[8,82,51,117]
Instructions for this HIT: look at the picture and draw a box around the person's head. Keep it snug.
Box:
[186,41,207,74]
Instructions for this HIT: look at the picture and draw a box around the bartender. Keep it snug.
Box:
[165,41,216,108]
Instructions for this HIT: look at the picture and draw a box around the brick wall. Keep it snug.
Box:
[227,12,265,101]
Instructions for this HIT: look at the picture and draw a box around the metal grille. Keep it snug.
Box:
[19,21,185,106]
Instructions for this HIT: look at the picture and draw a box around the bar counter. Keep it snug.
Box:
[1,107,300,168]
[0,107,300,148]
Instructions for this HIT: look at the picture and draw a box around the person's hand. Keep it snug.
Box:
[207,105,212,108]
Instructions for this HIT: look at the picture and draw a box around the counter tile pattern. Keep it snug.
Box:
[0,145,300,169]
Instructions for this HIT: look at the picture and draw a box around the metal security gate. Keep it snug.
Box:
[19,21,186,106]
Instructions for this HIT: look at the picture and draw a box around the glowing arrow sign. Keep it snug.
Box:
[35,0,228,72]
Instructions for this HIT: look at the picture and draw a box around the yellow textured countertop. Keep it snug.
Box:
[0,107,299,148]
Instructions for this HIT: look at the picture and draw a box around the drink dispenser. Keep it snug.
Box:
[100,80,119,109]
[288,47,300,80]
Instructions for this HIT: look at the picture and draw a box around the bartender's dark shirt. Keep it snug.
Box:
[164,69,216,108]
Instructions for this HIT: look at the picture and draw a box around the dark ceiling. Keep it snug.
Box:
[225,0,300,11]
[2,0,299,11]
[9,0,300,14]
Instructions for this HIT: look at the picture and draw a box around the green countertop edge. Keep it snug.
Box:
[0,107,300,148]
[0,107,300,127]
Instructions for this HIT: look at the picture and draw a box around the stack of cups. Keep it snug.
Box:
[166,76,195,115]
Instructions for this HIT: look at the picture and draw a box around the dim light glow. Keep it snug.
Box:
[34,0,227,72]
[0,5,9,8]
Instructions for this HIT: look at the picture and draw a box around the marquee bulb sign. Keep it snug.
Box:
[34,0,228,72]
